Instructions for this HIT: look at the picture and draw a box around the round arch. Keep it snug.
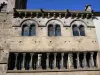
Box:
[70,19,88,27]
[20,19,39,27]
[46,19,64,27]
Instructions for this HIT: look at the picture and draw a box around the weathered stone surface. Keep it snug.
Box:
[0,0,100,75]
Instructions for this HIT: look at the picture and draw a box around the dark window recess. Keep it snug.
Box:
[41,53,47,69]
[48,25,54,36]
[86,52,90,68]
[55,25,61,36]
[72,25,79,36]
[79,53,84,68]
[49,53,54,69]
[25,53,31,70]
[8,53,15,70]
[79,25,85,36]
[73,53,77,69]
[32,53,38,70]
[22,25,29,36]
[93,52,97,67]
[56,53,61,69]
[29,24,36,36]
[17,53,23,70]
[64,53,68,69]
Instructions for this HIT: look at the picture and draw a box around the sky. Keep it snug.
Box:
[27,0,100,11]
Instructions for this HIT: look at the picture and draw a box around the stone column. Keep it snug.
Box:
[37,54,42,69]
[46,53,49,69]
[60,53,64,69]
[77,53,80,68]
[67,53,73,69]
[97,52,100,68]
[14,53,18,70]
[83,52,87,68]
[54,53,57,69]
[30,53,34,70]
[22,53,26,70]
[90,52,94,68]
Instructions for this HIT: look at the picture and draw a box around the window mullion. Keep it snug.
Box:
[78,26,80,36]
[28,26,30,36]
[53,25,55,36]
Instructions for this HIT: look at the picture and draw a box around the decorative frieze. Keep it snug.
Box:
[14,9,93,19]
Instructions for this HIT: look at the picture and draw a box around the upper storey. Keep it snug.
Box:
[0,1,99,52]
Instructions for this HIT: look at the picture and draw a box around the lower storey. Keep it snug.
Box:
[8,52,97,70]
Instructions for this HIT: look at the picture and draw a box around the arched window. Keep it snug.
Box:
[79,25,85,36]
[72,25,79,36]
[55,24,61,36]
[48,24,54,36]
[29,24,36,36]
[22,25,29,36]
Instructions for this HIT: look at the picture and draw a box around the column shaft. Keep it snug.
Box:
[67,53,73,69]
[90,52,94,67]
[37,54,42,68]
[54,53,57,69]
[77,53,80,68]
[61,53,64,69]
[22,53,26,70]
[30,53,34,70]
[83,52,87,68]
[14,53,18,70]
[46,53,49,68]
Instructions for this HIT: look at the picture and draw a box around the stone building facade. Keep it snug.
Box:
[0,0,100,75]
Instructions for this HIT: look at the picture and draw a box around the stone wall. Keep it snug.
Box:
[0,8,100,75]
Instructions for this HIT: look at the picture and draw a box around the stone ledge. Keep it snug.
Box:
[7,68,100,73]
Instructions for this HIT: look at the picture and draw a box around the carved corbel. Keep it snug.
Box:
[71,13,75,19]
[30,12,33,17]
[87,14,92,19]
[36,12,39,18]
[24,12,27,18]
[48,13,50,18]
[42,13,44,18]
[53,13,56,18]
[81,14,85,19]
[65,13,67,18]
[76,13,81,18]
[59,13,61,18]
[86,14,92,19]
[91,14,94,19]
[18,12,21,18]
[20,12,25,18]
